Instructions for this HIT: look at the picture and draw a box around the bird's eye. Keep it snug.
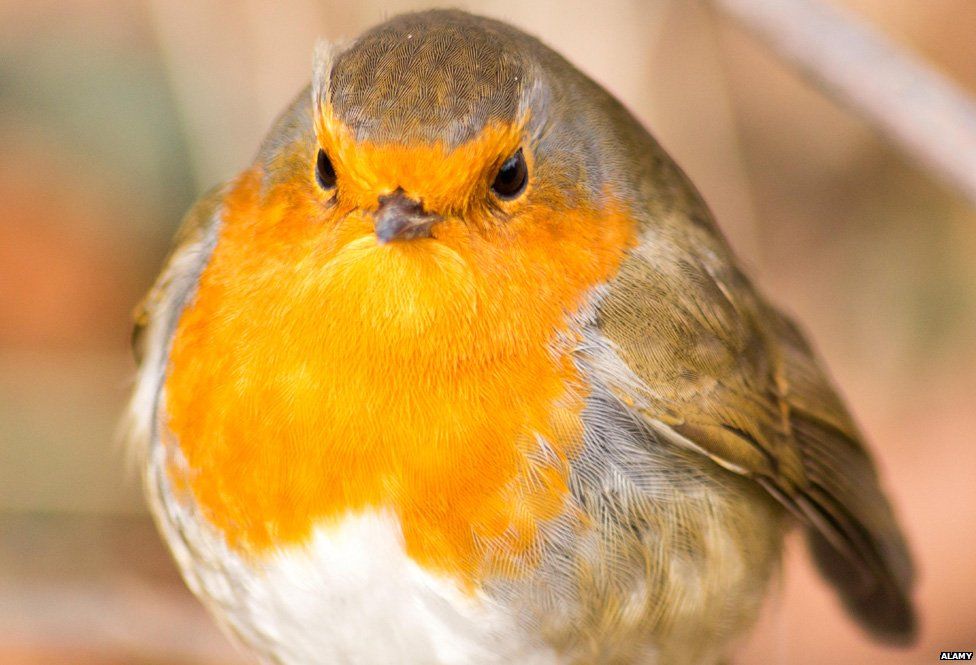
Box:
[315,149,337,190]
[491,148,528,200]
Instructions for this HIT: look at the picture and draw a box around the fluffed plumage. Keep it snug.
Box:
[129,10,915,664]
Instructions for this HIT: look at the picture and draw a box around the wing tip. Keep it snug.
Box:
[808,530,918,646]
[846,581,918,646]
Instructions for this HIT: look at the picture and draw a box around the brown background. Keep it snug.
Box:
[1,1,974,663]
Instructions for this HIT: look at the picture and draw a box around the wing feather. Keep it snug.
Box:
[595,219,916,642]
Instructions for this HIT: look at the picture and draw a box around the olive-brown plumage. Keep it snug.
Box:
[131,9,915,664]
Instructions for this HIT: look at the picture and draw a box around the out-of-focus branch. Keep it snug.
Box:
[0,578,246,665]
[712,0,976,206]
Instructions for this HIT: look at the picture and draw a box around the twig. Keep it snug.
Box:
[711,0,976,205]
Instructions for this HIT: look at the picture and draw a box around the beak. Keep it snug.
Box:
[373,190,440,244]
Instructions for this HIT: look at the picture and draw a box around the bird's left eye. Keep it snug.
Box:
[315,149,337,190]
[491,148,528,200]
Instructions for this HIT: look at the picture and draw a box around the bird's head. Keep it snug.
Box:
[309,10,579,246]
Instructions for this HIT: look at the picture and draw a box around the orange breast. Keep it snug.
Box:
[164,155,634,583]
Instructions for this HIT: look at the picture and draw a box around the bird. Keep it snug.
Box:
[128,9,916,665]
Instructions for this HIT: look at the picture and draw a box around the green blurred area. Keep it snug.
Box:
[1,11,195,516]
[1,1,975,663]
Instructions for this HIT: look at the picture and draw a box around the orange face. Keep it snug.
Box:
[163,107,636,583]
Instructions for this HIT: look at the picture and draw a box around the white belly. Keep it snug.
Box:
[148,452,558,665]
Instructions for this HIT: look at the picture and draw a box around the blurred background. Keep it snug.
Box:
[1,0,974,663]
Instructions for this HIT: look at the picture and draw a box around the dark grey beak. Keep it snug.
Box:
[373,190,440,244]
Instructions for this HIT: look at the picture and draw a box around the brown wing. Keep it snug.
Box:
[595,218,916,643]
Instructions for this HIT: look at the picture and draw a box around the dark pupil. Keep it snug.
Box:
[316,149,337,189]
[492,148,527,199]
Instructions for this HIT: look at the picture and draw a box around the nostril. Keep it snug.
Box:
[377,189,425,217]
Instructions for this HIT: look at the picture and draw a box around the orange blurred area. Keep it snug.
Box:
[1,1,975,663]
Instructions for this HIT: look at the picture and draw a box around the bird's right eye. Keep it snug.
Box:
[315,149,337,190]
[491,148,528,200]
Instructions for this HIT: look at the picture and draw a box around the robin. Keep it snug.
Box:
[129,9,916,664]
